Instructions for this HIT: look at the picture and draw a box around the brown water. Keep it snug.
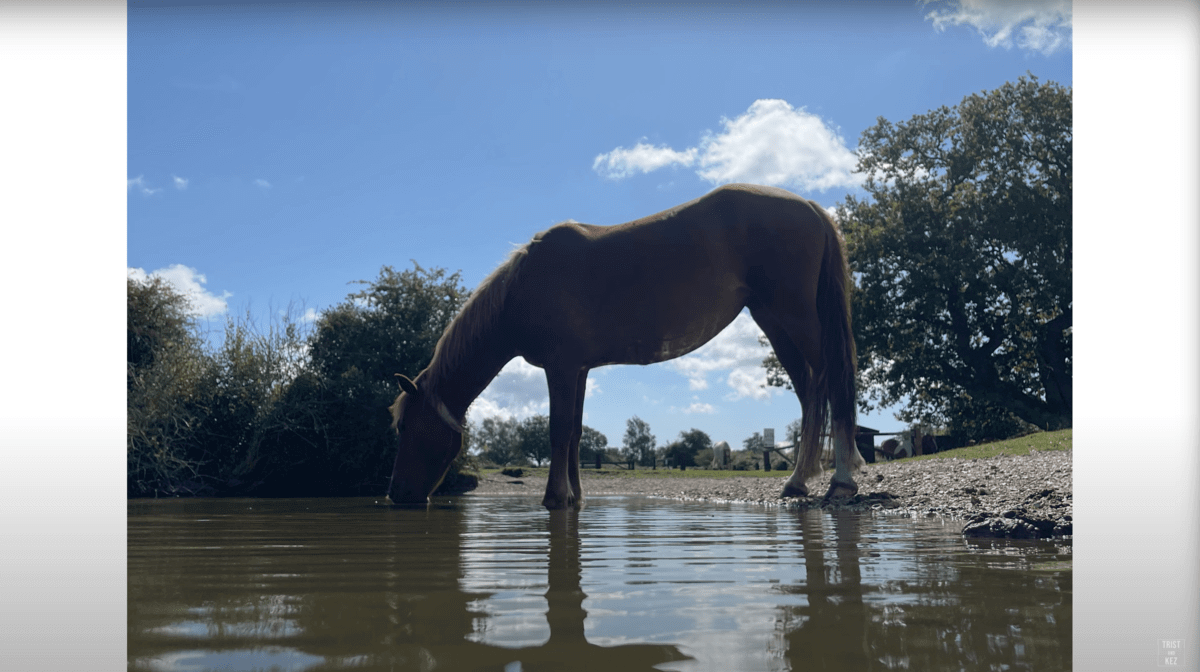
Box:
[128,496,1071,671]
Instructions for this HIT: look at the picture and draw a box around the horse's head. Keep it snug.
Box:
[386,373,463,505]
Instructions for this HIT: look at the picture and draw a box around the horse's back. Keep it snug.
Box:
[506,184,836,367]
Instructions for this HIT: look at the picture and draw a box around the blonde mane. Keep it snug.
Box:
[423,243,531,393]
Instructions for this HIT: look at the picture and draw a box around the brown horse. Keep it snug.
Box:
[388,183,863,509]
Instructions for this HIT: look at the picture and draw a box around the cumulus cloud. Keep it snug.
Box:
[666,312,782,402]
[470,358,549,421]
[127,264,232,318]
[172,175,188,190]
[923,0,1072,55]
[469,358,603,422]
[127,175,161,196]
[681,401,716,415]
[593,99,860,192]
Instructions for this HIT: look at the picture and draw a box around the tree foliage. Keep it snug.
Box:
[765,75,1071,441]
[517,414,553,466]
[662,428,712,468]
[578,426,609,464]
[279,263,471,494]
[127,263,472,497]
[622,416,656,468]
[475,416,524,466]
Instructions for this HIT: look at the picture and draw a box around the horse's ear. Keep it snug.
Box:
[395,374,419,396]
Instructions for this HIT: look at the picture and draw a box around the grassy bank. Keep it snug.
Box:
[906,428,1071,462]
[477,429,1073,481]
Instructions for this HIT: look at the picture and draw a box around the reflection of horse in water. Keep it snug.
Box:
[372,505,689,670]
[388,184,862,509]
[508,510,693,670]
[776,510,869,669]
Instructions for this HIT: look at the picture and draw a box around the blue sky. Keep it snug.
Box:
[127,0,1073,451]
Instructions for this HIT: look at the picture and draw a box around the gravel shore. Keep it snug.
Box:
[466,449,1073,539]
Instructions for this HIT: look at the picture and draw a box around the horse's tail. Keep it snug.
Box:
[795,203,860,481]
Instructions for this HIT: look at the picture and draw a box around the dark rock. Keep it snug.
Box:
[961,512,1065,539]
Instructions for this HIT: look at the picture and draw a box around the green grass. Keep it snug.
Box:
[905,428,1071,462]
[477,429,1072,480]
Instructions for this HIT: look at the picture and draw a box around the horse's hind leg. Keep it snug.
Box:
[567,369,588,504]
[749,305,820,497]
[752,302,862,500]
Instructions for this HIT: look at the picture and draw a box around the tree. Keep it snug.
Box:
[517,415,552,466]
[622,416,656,468]
[127,276,198,375]
[662,428,712,468]
[764,75,1071,441]
[127,276,210,496]
[578,426,609,464]
[743,431,763,453]
[283,262,471,493]
[474,416,523,465]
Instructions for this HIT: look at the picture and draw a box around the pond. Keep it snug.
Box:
[129,496,1071,671]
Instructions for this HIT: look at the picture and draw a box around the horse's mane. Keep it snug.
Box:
[423,242,532,394]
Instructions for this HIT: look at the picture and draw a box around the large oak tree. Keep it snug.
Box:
[767,76,1071,440]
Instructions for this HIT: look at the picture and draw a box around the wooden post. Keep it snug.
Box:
[763,428,774,472]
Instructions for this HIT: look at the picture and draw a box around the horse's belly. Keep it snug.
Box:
[597,308,741,366]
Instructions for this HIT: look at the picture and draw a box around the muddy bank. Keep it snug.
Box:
[465,449,1072,539]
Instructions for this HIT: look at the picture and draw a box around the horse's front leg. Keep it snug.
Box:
[542,366,584,510]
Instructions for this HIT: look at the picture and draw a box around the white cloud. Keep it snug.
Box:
[923,0,1072,55]
[666,312,782,402]
[469,358,549,421]
[593,142,698,179]
[255,178,271,188]
[172,175,188,190]
[695,100,860,190]
[300,307,320,323]
[681,401,716,415]
[593,99,860,192]
[127,264,231,318]
[127,175,161,196]
[469,358,602,423]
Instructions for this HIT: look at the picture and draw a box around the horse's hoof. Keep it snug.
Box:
[780,482,809,498]
[823,480,858,500]
[542,493,577,510]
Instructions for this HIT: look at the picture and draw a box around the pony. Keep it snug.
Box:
[388,183,863,509]
[875,429,938,461]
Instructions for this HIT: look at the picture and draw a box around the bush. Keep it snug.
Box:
[127,262,477,498]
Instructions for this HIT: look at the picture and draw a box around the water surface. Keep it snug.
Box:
[129,496,1071,671]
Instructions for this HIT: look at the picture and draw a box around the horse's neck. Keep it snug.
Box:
[428,335,516,420]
